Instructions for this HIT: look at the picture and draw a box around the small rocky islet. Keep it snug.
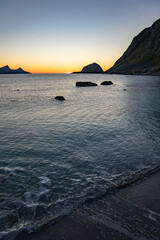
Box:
[73,63,103,74]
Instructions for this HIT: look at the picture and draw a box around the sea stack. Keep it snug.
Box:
[81,63,103,73]
[73,63,103,74]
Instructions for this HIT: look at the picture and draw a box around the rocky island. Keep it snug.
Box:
[73,63,103,74]
[0,65,31,74]
[105,19,160,75]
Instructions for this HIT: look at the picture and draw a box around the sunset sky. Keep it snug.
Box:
[1,0,160,73]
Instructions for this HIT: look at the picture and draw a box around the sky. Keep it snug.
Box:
[1,0,160,73]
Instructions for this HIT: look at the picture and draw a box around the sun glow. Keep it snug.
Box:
[1,0,159,74]
[0,49,115,74]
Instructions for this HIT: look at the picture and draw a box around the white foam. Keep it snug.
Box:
[39,176,51,185]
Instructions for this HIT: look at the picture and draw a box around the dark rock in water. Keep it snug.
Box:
[105,19,160,75]
[123,89,126,91]
[0,65,31,74]
[55,96,65,101]
[73,62,103,74]
[76,81,98,87]
[101,81,113,85]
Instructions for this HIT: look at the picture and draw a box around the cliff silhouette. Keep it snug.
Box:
[106,19,160,75]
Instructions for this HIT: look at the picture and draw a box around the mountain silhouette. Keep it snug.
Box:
[0,65,31,74]
[106,19,160,75]
[73,63,103,74]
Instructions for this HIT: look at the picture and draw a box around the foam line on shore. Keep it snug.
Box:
[2,164,160,240]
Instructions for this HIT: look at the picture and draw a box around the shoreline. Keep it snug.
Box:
[72,72,160,76]
[14,170,160,240]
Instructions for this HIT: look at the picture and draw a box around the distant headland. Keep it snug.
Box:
[0,65,31,74]
[73,63,103,74]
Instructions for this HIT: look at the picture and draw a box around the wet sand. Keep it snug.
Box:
[16,171,160,240]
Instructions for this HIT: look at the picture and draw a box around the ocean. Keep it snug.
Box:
[0,73,160,239]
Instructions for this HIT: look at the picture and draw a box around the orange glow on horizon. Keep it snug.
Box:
[27,63,114,74]
[0,37,119,74]
[0,62,114,74]
[6,62,114,74]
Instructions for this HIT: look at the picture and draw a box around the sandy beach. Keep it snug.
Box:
[14,171,160,240]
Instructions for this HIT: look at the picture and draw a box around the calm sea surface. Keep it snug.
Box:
[0,74,160,239]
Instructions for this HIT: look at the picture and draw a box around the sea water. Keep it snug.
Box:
[0,74,160,239]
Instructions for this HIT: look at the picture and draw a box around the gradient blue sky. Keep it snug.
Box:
[1,0,160,73]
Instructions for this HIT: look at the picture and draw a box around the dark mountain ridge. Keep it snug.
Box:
[0,65,30,74]
[106,19,160,75]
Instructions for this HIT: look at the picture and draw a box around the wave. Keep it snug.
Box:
[1,163,160,240]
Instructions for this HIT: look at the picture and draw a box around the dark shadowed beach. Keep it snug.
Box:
[15,171,160,240]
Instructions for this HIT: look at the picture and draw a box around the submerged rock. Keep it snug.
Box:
[55,96,65,101]
[76,81,98,87]
[101,81,113,85]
